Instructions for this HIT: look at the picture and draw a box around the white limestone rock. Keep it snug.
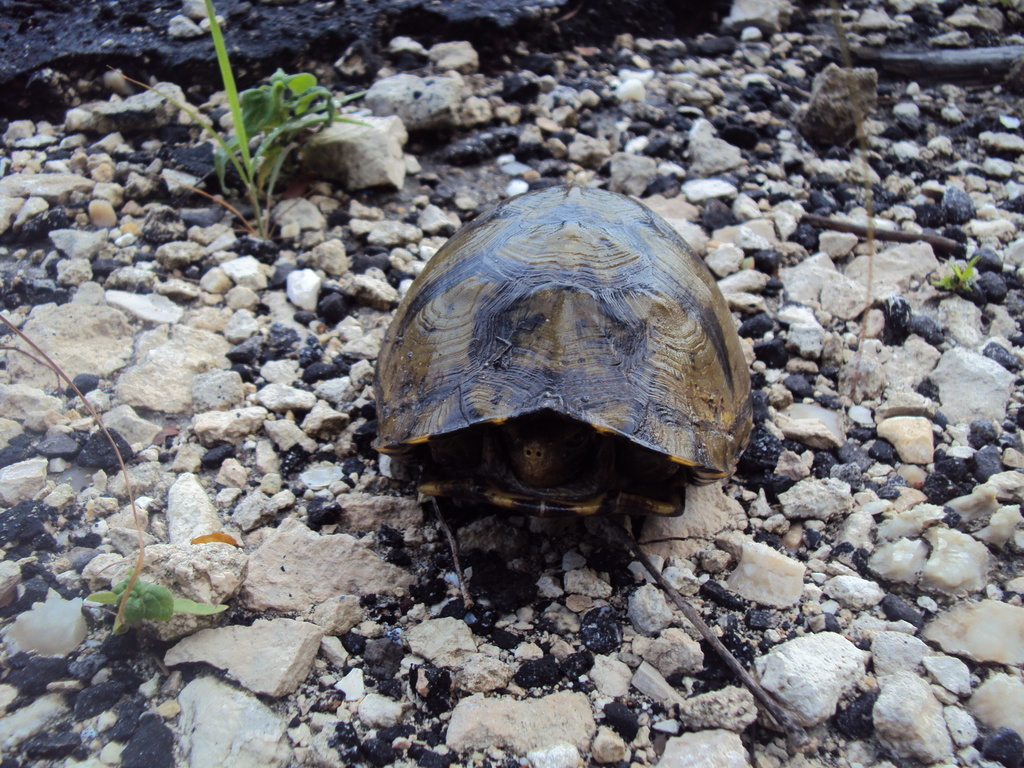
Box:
[725,540,805,608]
[873,671,953,763]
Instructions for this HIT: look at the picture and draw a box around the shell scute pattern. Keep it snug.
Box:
[374,185,752,515]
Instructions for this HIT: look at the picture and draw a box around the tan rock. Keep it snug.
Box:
[876,416,934,464]
[873,671,953,764]
[659,730,750,768]
[6,303,133,388]
[166,618,323,697]
[240,518,412,612]
[445,691,595,755]
[924,600,1024,664]
[969,673,1024,738]
[781,418,843,450]
[639,481,745,561]
[726,540,805,608]
[920,527,989,595]
[336,492,424,532]
[116,325,230,413]
[405,617,477,668]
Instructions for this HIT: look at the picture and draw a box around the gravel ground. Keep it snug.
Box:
[2,1,1024,767]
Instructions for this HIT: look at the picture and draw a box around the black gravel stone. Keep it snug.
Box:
[974,247,1004,273]
[0,441,34,468]
[580,606,622,654]
[907,314,945,346]
[701,199,735,230]
[738,425,783,474]
[302,361,340,383]
[68,652,106,682]
[466,557,537,613]
[329,721,360,761]
[973,444,1005,483]
[441,128,518,166]
[941,186,976,224]
[0,501,54,548]
[720,123,759,148]
[746,609,774,629]
[977,270,1009,304]
[603,701,640,742]
[835,692,876,741]
[199,442,234,468]
[752,248,782,274]
[783,374,814,400]
[868,439,897,464]
[269,263,298,290]
[70,372,100,397]
[107,695,148,743]
[738,312,773,338]
[502,73,540,103]
[122,713,174,768]
[141,205,186,244]
[922,471,965,505]
[753,338,787,368]
[513,655,562,688]
[5,654,69,696]
[561,649,594,679]
[750,390,770,424]
[409,666,451,715]
[489,627,520,650]
[74,679,130,720]
[879,594,924,628]
[364,638,404,680]
[413,747,454,768]
[694,35,737,56]
[35,432,82,460]
[882,295,912,344]
[984,341,1022,372]
[917,379,941,403]
[807,189,838,215]
[982,727,1024,768]
[699,580,747,611]
[341,632,367,656]
[233,235,279,263]
[76,428,133,471]
[838,442,873,471]
[227,336,263,365]
[317,292,352,324]
[360,738,397,766]
[789,222,819,252]
[913,202,945,228]
[22,730,81,760]
[969,420,999,449]
[266,322,301,359]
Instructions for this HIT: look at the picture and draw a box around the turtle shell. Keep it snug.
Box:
[374,185,752,508]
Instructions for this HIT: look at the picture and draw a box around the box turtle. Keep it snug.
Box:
[374,185,752,517]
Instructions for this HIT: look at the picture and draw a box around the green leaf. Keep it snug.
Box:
[86,591,119,605]
[173,598,229,616]
[286,72,316,96]
[241,89,275,134]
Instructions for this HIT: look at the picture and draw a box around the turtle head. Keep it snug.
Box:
[501,414,595,488]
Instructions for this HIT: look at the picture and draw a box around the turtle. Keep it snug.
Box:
[373,185,752,517]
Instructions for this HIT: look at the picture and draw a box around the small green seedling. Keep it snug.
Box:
[213,68,361,223]
[119,0,362,238]
[87,579,227,635]
[932,254,981,292]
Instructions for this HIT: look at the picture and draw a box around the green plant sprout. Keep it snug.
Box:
[87,580,226,635]
[121,0,362,238]
[933,254,981,292]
